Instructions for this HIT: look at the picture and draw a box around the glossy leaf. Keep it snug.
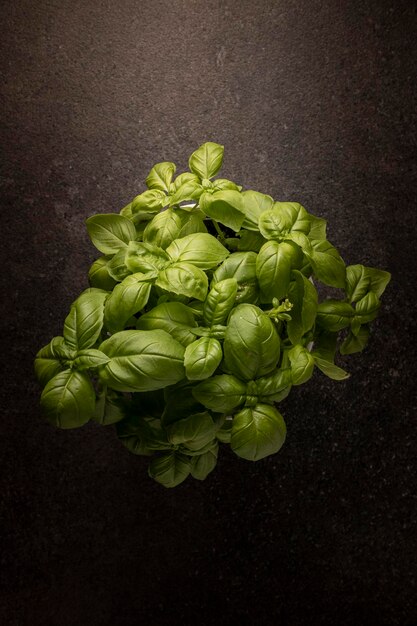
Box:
[259,202,310,240]
[191,445,219,480]
[155,262,208,301]
[189,142,224,180]
[34,337,71,387]
[212,251,258,304]
[288,345,315,385]
[169,180,203,206]
[145,161,176,192]
[72,349,110,370]
[192,374,247,413]
[99,329,185,392]
[305,239,346,288]
[354,292,381,324]
[287,271,318,344]
[93,388,126,425]
[256,368,293,403]
[240,190,274,231]
[142,209,182,249]
[340,325,370,355]
[40,369,95,429]
[107,248,130,282]
[231,403,286,461]
[345,264,391,303]
[256,241,294,302]
[104,273,152,333]
[203,278,238,327]
[86,214,136,254]
[137,301,197,346]
[184,337,223,380]
[131,189,168,213]
[166,233,229,270]
[166,411,216,450]
[125,240,170,273]
[317,300,355,332]
[88,256,118,291]
[63,288,108,351]
[199,190,245,231]
[223,304,281,380]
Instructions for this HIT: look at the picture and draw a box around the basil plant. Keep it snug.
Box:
[35,142,391,487]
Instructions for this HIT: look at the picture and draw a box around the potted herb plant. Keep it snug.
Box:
[35,142,391,487]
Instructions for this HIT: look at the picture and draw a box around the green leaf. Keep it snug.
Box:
[155,262,208,301]
[131,189,168,213]
[240,190,274,230]
[213,178,241,191]
[145,161,176,192]
[93,388,126,425]
[231,403,286,461]
[316,300,355,332]
[148,452,191,488]
[307,214,327,240]
[125,240,170,273]
[203,278,238,327]
[189,142,224,180]
[137,301,197,346]
[72,349,110,370]
[63,288,108,351]
[99,329,185,392]
[107,248,131,282]
[345,264,391,303]
[287,271,318,344]
[340,325,370,355]
[312,355,350,380]
[287,345,315,385]
[223,304,281,380]
[162,381,206,427]
[184,337,223,380]
[86,214,136,254]
[256,241,298,302]
[172,172,200,191]
[88,256,118,291]
[117,414,170,455]
[166,411,216,450]
[199,190,245,231]
[305,239,346,288]
[166,233,229,270]
[142,209,182,249]
[212,252,259,304]
[354,292,381,323]
[258,202,310,240]
[256,368,293,403]
[236,230,267,252]
[169,180,203,206]
[191,445,219,480]
[192,374,247,413]
[40,369,95,429]
[176,209,208,237]
[34,336,71,387]
[104,273,152,333]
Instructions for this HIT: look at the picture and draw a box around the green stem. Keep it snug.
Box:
[211,219,226,243]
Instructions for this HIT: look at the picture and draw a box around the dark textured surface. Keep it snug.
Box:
[1,1,416,624]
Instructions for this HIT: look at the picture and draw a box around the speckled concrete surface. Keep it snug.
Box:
[1,1,416,624]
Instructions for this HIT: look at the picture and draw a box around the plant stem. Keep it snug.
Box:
[211,219,226,243]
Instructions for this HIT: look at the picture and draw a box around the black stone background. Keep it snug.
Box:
[1,1,416,625]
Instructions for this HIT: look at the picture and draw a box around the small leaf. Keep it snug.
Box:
[63,288,108,351]
[345,264,391,303]
[212,251,259,304]
[155,262,208,301]
[166,233,229,269]
[104,273,152,333]
[191,445,219,480]
[184,337,223,380]
[231,403,286,461]
[137,301,197,346]
[305,239,346,289]
[240,190,274,230]
[199,190,245,231]
[192,374,247,413]
[72,349,110,370]
[166,411,216,450]
[86,214,136,254]
[287,271,318,344]
[131,189,168,213]
[40,370,95,429]
[145,162,176,192]
[287,345,315,385]
[316,300,355,332]
[189,142,224,180]
[148,452,191,488]
[312,355,350,380]
[125,240,170,273]
[202,278,238,327]
[88,256,118,291]
[142,209,182,249]
[340,326,370,355]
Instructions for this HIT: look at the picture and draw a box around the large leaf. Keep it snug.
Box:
[231,403,286,461]
[184,337,223,380]
[137,301,197,346]
[199,190,246,231]
[99,329,185,392]
[188,142,224,180]
[287,345,315,385]
[40,369,95,429]
[86,214,136,254]
[148,452,191,488]
[223,304,281,380]
[202,278,238,327]
[287,271,318,344]
[166,233,229,270]
[63,288,108,351]
[104,273,152,333]
[145,161,176,192]
[166,411,217,450]
[192,374,247,413]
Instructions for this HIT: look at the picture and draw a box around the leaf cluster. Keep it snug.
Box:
[35,142,391,487]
